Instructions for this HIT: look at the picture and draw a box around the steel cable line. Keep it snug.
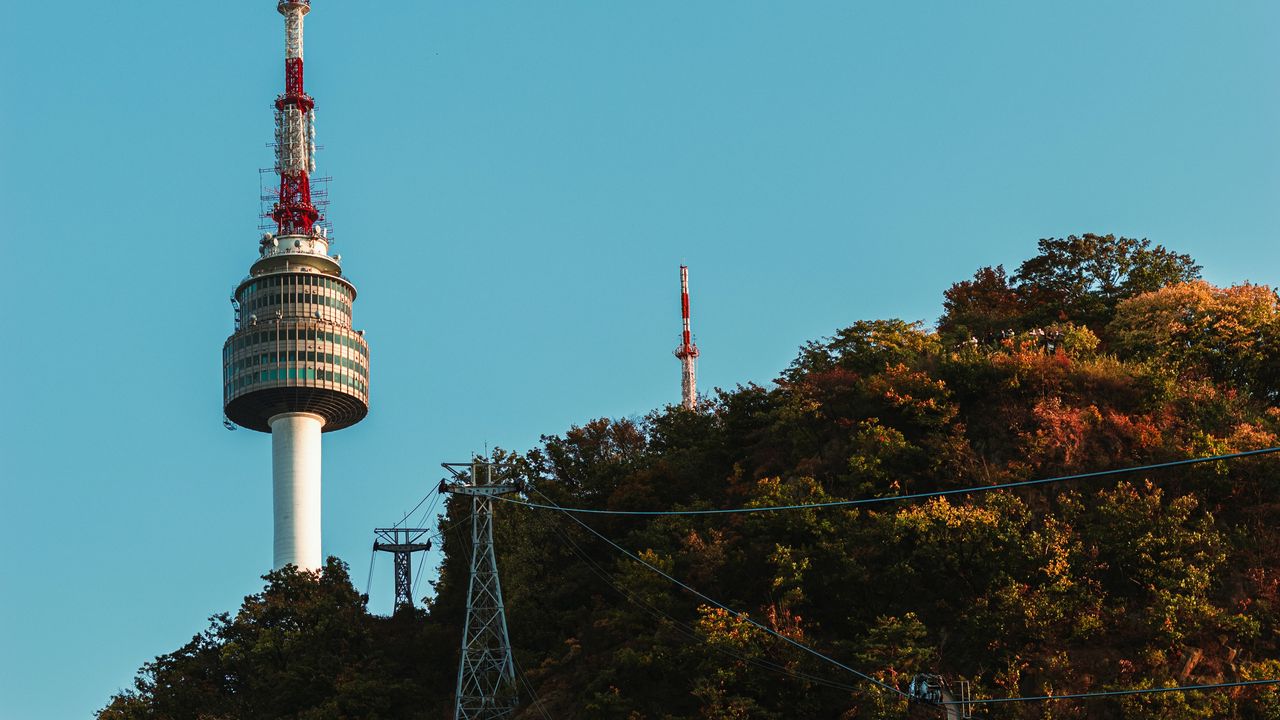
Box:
[511,654,553,720]
[411,491,443,531]
[527,488,909,699]
[542,514,869,695]
[410,513,473,600]
[547,507,1280,710]
[372,482,449,603]
[498,446,1280,517]
[560,527,870,696]
[392,488,436,529]
[364,547,377,597]
[401,492,445,599]
[412,548,427,599]
[549,517,871,693]
[944,678,1280,706]
[495,449,1280,708]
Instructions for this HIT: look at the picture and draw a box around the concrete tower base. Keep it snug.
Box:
[270,412,326,571]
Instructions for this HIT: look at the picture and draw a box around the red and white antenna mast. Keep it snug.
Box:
[673,265,700,410]
[272,0,320,236]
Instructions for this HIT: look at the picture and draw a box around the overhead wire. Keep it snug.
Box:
[368,479,454,603]
[497,446,1280,517]
[471,446,1280,707]
[944,678,1280,706]
[410,554,427,600]
[411,491,442,531]
[401,491,445,599]
[542,513,868,695]
[510,456,1280,708]
[411,512,473,600]
[367,501,473,607]
[527,487,909,699]
[511,654,553,720]
[368,482,441,601]
[550,516,865,692]
[392,485,437,529]
[364,546,377,598]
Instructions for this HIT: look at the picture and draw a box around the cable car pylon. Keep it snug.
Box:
[444,459,520,719]
[372,527,433,611]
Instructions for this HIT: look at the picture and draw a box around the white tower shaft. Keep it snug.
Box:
[270,412,325,570]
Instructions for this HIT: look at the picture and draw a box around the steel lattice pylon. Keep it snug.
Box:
[448,461,519,720]
[372,527,433,611]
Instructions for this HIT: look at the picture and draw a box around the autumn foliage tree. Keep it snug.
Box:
[1109,280,1280,398]
[939,234,1201,342]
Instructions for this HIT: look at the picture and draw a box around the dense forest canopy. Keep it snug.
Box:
[103,236,1280,719]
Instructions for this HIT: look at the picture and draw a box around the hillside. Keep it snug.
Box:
[103,236,1280,719]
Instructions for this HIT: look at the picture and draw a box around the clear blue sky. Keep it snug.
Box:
[3,1,1279,716]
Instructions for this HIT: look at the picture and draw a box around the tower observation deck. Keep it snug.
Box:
[222,0,369,572]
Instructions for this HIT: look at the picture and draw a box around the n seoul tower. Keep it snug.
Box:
[222,0,370,571]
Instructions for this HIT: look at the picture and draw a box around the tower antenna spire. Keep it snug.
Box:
[673,265,700,410]
[272,0,320,236]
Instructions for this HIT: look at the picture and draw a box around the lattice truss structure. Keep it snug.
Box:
[372,527,433,611]
[272,0,321,235]
[449,462,519,720]
[274,104,316,176]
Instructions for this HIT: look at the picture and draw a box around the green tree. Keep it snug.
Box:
[98,559,450,720]
[1013,234,1200,331]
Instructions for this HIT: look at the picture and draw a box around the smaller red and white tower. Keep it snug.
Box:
[673,265,700,410]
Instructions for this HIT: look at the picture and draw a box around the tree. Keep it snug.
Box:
[783,319,939,381]
[1108,281,1280,397]
[98,559,450,720]
[938,265,1024,340]
[1013,234,1200,331]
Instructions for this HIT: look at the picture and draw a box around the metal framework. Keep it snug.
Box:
[673,265,700,409]
[447,460,519,720]
[272,0,320,235]
[372,527,433,610]
[909,674,973,720]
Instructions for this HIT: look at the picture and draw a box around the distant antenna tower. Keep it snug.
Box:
[673,265,700,410]
[446,460,519,719]
[372,527,433,611]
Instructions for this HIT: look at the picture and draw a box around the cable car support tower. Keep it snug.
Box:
[446,460,520,719]
[372,527,433,611]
